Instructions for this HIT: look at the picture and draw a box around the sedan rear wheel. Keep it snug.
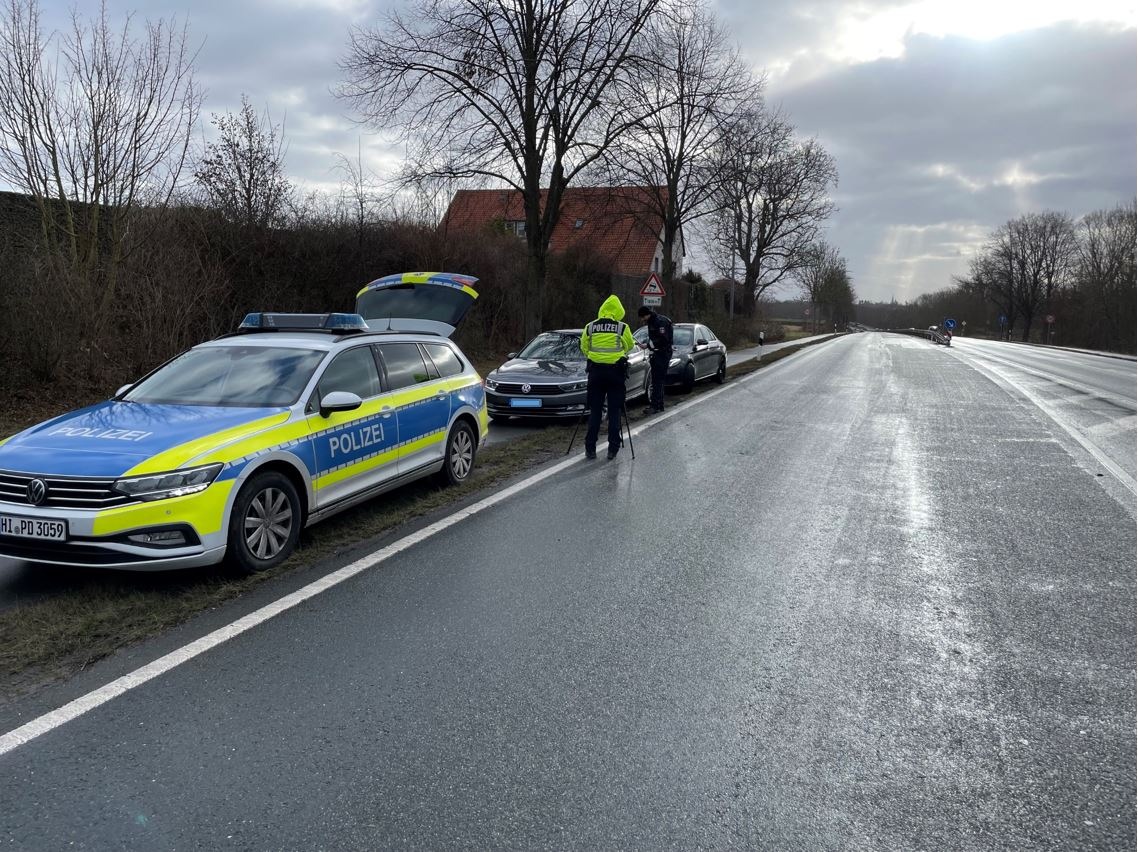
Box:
[715,357,726,384]
[682,364,695,392]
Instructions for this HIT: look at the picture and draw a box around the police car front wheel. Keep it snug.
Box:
[227,471,302,574]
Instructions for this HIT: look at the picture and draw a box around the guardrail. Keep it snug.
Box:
[886,328,951,345]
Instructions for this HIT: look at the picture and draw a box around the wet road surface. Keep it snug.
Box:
[1,332,1134,849]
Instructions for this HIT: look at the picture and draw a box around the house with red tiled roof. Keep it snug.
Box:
[442,187,683,290]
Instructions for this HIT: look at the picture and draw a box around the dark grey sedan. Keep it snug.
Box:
[484,330,650,421]
[634,322,727,391]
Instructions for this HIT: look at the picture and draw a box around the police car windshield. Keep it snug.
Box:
[123,346,325,407]
[517,333,583,361]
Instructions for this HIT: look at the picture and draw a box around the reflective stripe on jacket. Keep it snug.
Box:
[580,295,635,365]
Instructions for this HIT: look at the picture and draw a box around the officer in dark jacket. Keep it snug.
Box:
[637,305,673,413]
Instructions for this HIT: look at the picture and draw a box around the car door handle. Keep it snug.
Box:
[436,388,448,396]
[381,405,393,418]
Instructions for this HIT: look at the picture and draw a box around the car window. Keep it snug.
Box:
[424,342,464,377]
[518,333,583,361]
[703,327,718,341]
[124,345,325,407]
[317,346,380,400]
[696,326,710,342]
[672,327,693,347]
[633,326,648,342]
[379,343,433,390]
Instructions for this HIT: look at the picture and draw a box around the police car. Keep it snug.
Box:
[0,273,488,573]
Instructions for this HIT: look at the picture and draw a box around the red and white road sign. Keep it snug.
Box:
[640,273,665,297]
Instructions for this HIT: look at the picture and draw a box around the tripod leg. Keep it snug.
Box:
[622,404,635,459]
[566,412,583,455]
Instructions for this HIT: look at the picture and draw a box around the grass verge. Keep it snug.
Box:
[0,336,831,705]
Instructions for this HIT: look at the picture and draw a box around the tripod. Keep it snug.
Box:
[565,401,635,459]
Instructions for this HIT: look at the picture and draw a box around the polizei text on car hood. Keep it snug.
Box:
[0,401,290,477]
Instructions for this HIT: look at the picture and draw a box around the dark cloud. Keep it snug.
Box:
[23,1,1136,302]
[769,22,1136,300]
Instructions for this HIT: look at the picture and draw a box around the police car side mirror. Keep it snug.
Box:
[115,385,132,398]
[319,391,363,418]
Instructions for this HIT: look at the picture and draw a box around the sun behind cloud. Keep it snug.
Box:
[829,0,1135,63]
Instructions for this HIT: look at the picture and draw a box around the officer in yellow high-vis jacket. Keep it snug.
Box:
[580,294,636,460]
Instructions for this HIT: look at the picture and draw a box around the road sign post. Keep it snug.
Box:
[640,273,665,299]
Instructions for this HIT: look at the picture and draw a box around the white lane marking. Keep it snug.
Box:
[0,342,832,757]
[962,356,1137,497]
[960,348,1137,411]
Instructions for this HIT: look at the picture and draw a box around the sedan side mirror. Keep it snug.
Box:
[319,390,363,418]
[507,352,518,360]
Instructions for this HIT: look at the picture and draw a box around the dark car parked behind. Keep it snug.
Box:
[484,330,649,421]
[634,322,727,391]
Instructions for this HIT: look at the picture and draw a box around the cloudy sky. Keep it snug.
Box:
[35,0,1138,302]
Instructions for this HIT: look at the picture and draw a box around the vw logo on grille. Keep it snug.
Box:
[26,478,48,506]
[521,383,532,393]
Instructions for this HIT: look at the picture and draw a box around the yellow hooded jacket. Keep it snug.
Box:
[580,294,635,365]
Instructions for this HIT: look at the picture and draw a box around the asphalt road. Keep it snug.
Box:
[1,332,1134,849]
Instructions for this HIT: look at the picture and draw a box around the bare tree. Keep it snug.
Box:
[793,240,851,331]
[332,140,380,246]
[1009,211,1076,340]
[956,211,1076,341]
[339,0,665,338]
[599,3,755,317]
[705,106,838,317]
[1074,201,1136,352]
[0,0,200,340]
[194,94,292,229]
[955,246,1018,339]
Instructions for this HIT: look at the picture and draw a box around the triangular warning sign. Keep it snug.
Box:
[640,273,666,296]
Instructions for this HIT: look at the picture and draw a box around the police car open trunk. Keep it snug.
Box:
[355,272,478,338]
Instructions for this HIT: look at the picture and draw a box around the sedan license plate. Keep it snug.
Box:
[0,514,68,541]
[509,398,542,408]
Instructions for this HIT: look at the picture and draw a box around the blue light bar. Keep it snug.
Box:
[237,312,370,333]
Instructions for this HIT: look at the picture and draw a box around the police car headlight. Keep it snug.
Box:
[113,463,224,501]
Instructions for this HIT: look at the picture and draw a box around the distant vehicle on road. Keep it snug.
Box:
[634,322,727,391]
[484,330,649,421]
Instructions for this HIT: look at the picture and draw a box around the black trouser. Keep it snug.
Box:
[585,362,626,454]
[649,349,670,409]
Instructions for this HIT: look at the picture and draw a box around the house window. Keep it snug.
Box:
[574,218,584,229]
[506,219,526,237]
[653,256,660,272]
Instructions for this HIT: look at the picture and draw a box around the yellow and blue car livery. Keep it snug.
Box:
[0,273,487,572]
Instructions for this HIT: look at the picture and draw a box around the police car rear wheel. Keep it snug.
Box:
[441,421,476,485]
[227,471,301,573]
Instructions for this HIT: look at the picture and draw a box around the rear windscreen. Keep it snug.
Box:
[356,284,472,327]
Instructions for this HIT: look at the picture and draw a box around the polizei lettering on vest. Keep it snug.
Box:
[590,320,621,334]
[329,423,385,458]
